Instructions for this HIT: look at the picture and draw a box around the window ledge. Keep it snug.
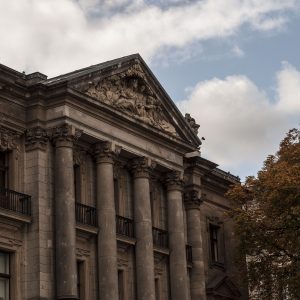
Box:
[117,234,136,246]
[153,246,169,256]
[76,223,98,235]
[210,261,225,270]
[0,208,32,224]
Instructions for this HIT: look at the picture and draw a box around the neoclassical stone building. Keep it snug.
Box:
[0,54,247,300]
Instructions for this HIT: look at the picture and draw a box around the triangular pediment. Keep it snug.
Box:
[63,55,201,147]
[207,275,241,299]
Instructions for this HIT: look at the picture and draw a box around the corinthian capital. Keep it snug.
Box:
[165,171,184,191]
[184,190,202,210]
[93,141,121,164]
[25,126,49,151]
[51,124,82,147]
[130,157,156,178]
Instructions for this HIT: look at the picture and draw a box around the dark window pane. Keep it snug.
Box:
[0,251,10,300]
[118,269,124,300]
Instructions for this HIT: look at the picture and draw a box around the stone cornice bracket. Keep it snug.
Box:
[165,171,184,191]
[51,124,82,147]
[25,126,49,151]
[130,156,156,179]
[93,141,121,164]
[184,190,202,210]
[0,126,20,152]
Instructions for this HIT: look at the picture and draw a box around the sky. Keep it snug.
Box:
[0,0,300,180]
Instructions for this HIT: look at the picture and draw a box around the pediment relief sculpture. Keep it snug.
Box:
[79,64,177,136]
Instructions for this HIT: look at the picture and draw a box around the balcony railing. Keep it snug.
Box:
[0,187,31,216]
[152,227,168,249]
[186,244,193,264]
[75,202,97,227]
[116,215,134,238]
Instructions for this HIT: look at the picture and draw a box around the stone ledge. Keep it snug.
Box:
[0,208,32,224]
[76,223,98,236]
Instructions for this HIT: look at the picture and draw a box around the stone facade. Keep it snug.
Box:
[0,54,248,300]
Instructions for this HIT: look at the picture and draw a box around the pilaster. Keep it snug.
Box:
[24,126,54,299]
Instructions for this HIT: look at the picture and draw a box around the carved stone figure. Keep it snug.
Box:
[81,64,177,136]
[185,113,200,135]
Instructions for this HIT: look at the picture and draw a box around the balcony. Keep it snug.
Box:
[75,202,97,227]
[116,215,134,238]
[0,187,31,216]
[186,244,193,265]
[152,227,168,249]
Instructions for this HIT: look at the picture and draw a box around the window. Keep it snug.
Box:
[0,152,8,189]
[208,222,225,267]
[155,277,160,300]
[114,178,120,215]
[77,261,84,300]
[0,251,10,300]
[118,269,124,300]
[74,164,81,202]
[209,225,219,263]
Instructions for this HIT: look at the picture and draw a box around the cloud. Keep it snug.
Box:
[231,45,245,57]
[0,0,298,75]
[178,62,300,179]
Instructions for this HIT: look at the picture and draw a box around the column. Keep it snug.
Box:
[25,127,54,299]
[94,141,119,300]
[185,190,207,300]
[166,171,189,300]
[52,124,81,300]
[131,157,156,300]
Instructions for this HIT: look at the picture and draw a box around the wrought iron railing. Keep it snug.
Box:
[152,227,168,248]
[0,187,31,216]
[75,202,97,227]
[116,215,134,238]
[186,244,193,264]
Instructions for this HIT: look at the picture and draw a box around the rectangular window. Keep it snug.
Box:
[209,224,219,263]
[74,165,81,202]
[155,277,160,300]
[114,178,120,215]
[77,260,84,300]
[118,269,124,300]
[0,152,8,189]
[0,251,10,300]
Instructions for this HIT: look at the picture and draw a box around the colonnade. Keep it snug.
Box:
[52,124,205,300]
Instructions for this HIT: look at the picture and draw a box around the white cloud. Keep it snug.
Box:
[231,45,245,57]
[0,0,298,75]
[276,61,300,113]
[179,62,300,179]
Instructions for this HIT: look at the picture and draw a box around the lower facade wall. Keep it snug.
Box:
[0,220,246,300]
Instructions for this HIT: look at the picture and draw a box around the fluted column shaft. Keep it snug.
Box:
[94,142,119,300]
[53,125,81,300]
[185,190,207,300]
[132,157,155,300]
[166,172,189,300]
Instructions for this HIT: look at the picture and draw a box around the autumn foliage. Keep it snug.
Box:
[227,128,300,299]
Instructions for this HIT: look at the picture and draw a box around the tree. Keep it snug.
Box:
[227,128,300,299]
